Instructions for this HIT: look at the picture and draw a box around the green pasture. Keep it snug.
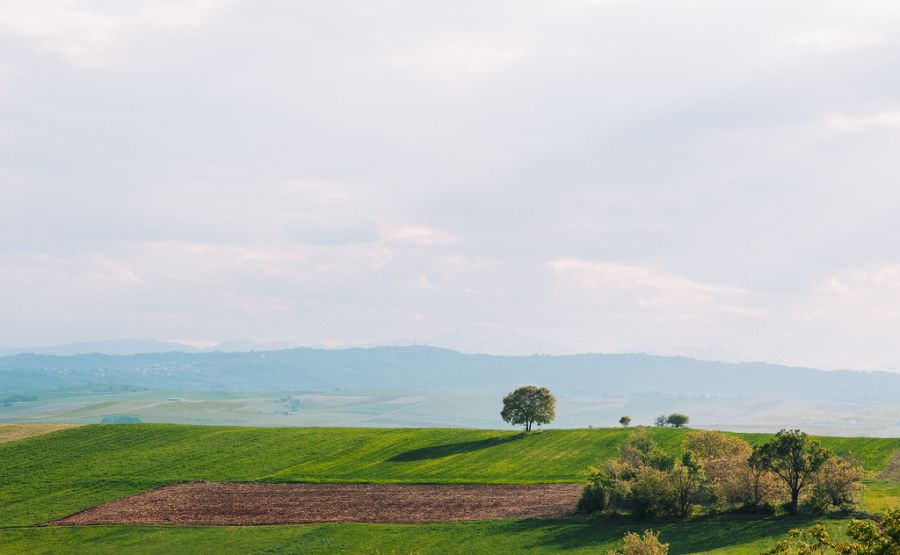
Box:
[0,424,896,554]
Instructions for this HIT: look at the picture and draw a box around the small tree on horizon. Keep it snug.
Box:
[666,413,689,428]
[655,415,668,427]
[500,385,556,432]
[619,416,632,427]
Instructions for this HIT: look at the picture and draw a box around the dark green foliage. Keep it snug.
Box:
[753,430,830,513]
[630,466,679,518]
[666,414,689,428]
[619,430,676,473]
[619,416,631,427]
[577,480,610,514]
[500,386,556,431]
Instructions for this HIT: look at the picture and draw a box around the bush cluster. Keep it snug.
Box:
[764,506,900,555]
[578,429,863,518]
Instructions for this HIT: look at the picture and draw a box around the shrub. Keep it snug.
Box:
[619,430,675,472]
[764,506,900,554]
[578,465,614,514]
[607,530,669,555]
[629,466,678,518]
[810,455,864,511]
[578,481,610,514]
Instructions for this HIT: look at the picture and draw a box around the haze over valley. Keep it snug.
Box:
[3,342,898,436]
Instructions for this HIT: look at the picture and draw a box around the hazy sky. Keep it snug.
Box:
[2,1,900,370]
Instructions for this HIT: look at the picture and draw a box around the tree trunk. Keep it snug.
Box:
[789,488,799,513]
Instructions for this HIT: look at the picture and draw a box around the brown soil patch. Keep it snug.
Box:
[0,423,80,444]
[881,450,900,481]
[56,482,583,526]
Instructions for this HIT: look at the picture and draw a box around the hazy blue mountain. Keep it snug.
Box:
[1,346,898,403]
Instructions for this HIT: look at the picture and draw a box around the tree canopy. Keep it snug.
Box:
[500,386,556,432]
[752,429,829,513]
[666,413,689,428]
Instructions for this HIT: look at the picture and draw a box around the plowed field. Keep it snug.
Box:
[56,482,583,525]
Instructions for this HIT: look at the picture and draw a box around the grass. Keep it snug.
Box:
[862,480,900,513]
[0,516,851,554]
[0,424,895,553]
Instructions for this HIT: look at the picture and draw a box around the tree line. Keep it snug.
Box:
[577,428,862,517]
[498,386,863,515]
[499,385,692,431]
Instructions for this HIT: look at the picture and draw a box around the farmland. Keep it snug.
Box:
[0,424,897,553]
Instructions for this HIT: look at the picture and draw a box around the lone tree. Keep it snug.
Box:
[501,385,556,432]
[619,416,632,427]
[655,415,668,427]
[753,429,829,513]
[666,413,689,428]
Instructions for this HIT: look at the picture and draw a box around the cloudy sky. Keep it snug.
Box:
[2,1,900,369]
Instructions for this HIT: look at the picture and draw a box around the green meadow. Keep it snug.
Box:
[0,424,897,553]
[0,516,855,555]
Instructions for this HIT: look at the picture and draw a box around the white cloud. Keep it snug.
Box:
[0,0,223,69]
[784,29,882,52]
[823,111,900,132]
[380,225,459,246]
[803,265,900,320]
[547,259,747,309]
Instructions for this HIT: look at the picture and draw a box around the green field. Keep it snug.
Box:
[0,516,855,555]
[0,424,897,554]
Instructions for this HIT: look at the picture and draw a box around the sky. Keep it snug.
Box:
[2,1,900,370]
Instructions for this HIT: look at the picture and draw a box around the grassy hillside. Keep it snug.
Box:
[0,516,853,555]
[1,424,897,528]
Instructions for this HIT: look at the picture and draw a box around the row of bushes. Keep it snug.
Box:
[578,429,863,518]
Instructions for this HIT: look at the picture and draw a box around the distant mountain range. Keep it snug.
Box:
[0,339,318,357]
[0,329,574,358]
[1,346,898,403]
[0,339,200,357]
